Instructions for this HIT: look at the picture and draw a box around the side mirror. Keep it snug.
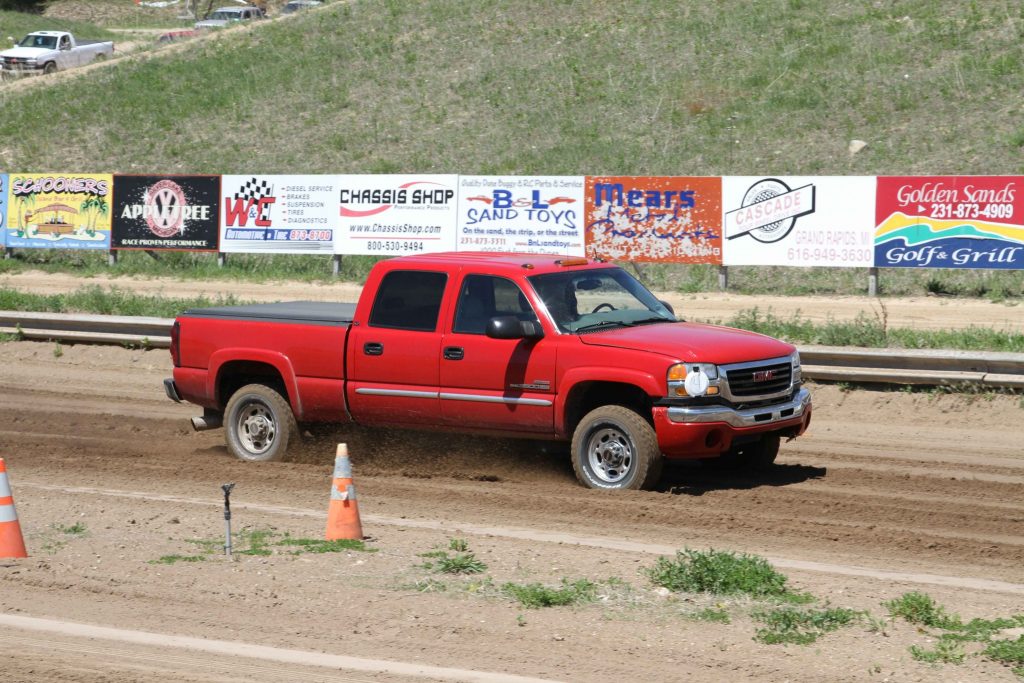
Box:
[485,315,544,340]
[659,300,676,317]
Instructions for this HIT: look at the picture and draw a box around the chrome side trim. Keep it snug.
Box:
[666,388,811,428]
[354,388,439,399]
[439,392,553,407]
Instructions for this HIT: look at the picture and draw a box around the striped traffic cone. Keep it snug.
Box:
[326,444,363,541]
[0,458,28,558]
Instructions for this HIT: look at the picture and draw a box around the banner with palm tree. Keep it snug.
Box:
[6,174,112,249]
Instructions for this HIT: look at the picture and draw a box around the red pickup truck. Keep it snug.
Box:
[165,252,811,490]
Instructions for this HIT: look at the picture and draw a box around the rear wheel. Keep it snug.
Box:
[571,405,663,490]
[224,384,297,462]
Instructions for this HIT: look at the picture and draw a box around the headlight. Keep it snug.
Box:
[792,351,802,384]
[667,362,720,398]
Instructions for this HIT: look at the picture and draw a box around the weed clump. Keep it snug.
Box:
[645,548,804,601]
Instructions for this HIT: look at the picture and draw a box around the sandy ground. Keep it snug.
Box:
[0,339,1022,682]
[2,269,1023,332]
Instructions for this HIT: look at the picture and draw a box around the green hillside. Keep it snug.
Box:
[1,0,1022,175]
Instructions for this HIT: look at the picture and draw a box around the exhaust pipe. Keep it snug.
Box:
[191,412,223,432]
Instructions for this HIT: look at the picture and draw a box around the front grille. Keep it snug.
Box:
[725,360,792,397]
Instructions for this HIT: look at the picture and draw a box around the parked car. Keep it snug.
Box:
[282,0,322,13]
[0,31,114,77]
[194,6,266,29]
[165,252,811,490]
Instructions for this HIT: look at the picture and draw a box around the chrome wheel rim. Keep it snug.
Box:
[237,402,276,455]
[586,425,633,484]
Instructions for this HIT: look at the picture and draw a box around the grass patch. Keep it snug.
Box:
[983,637,1024,676]
[418,538,487,574]
[55,522,87,535]
[150,554,206,565]
[502,578,597,609]
[691,607,731,624]
[724,308,1024,353]
[174,527,375,561]
[645,548,809,602]
[753,605,860,645]
[885,592,962,630]
[886,592,1024,672]
[909,640,966,665]
[0,285,246,318]
[275,537,374,554]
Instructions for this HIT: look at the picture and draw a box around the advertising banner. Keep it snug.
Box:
[111,175,220,251]
[456,176,585,255]
[875,176,1024,269]
[723,176,875,267]
[336,175,458,255]
[5,174,113,250]
[220,175,337,254]
[0,174,6,248]
[584,176,722,263]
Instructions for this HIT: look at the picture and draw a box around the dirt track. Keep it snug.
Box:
[1,337,1022,681]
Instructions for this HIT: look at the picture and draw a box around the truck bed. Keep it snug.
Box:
[181,301,355,326]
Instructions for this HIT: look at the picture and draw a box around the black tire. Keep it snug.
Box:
[43,62,57,75]
[224,384,297,462]
[571,405,663,490]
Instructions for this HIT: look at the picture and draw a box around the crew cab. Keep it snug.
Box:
[1,32,114,76]
[165,252,811,490]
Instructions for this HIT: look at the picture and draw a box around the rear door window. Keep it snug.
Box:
[368,270,447,331]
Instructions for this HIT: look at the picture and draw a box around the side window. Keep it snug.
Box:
[368,270,447,332]
[453,275,536,335]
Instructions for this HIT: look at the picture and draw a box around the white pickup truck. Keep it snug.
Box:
[0,31,114,77]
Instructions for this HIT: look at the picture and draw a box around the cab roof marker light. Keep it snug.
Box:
[556,257,589,267]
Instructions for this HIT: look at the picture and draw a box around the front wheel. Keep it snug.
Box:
[43,62,57,75]
[571,405,663,490]
[224,384,297,462]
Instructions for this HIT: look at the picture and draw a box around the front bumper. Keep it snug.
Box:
[653,388,812,459]
[666,387,811,428]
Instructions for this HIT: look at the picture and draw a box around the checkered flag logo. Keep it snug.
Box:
[234,177,274,223]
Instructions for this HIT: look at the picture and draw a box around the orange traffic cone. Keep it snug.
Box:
[326,444,363,541]
[0,458,28,558]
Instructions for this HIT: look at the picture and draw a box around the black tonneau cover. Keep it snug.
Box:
[181,301,355,326]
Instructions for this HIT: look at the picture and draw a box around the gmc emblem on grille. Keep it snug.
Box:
[753,370,775,382]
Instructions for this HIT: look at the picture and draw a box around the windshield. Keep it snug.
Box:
[209,10,240,20]
[527,267,675,333]
[20,35,57,49]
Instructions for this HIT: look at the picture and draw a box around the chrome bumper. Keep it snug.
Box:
[666,388,811,428]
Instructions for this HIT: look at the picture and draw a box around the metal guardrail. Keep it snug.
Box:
[1,311,1022,388]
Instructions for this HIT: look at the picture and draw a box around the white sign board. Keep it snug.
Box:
[722,176,876,267]
[335,175,458,255]
[219,175,337,254]
[456,176,585,255]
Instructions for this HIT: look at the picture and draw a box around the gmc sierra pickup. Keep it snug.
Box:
[165,252,811,490]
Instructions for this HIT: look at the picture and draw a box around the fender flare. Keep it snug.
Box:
[208,348,303,419]
[555,366,661,436]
